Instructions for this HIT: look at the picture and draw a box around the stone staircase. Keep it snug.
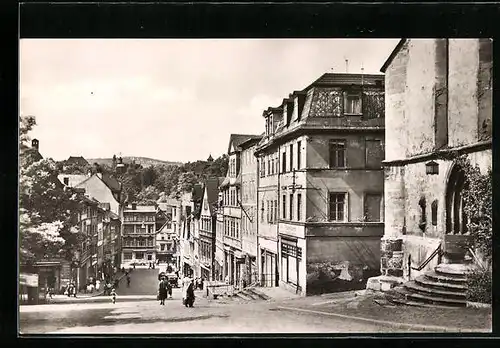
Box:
[388,263,472,308]
[226,287,271,302]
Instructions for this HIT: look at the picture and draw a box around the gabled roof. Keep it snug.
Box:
[66,156,89,165]
[204,178,220,216]
[100,172,121,192]
[380,39,407,73]
[98,202,111,211]
[227,134,262,154]
[239,135,263,150]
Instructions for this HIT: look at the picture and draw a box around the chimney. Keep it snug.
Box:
[31,139,39,151]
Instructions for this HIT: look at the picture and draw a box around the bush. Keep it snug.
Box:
[466,268,492,304]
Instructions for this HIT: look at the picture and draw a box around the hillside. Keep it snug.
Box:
[87,157,182,168]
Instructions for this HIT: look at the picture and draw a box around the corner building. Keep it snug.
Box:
[255,73,386,296]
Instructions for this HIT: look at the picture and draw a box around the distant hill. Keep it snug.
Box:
[87,157,183,168]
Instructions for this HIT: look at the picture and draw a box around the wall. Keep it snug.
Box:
[405,40,437,157]
[305,225,382,295]
[305,170,384,222]
[385,40,409,161]
[448,39,480,147]
[241,144,258,257]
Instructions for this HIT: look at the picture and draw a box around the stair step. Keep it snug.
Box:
[404,281,465,299]
[415,275,467,291]
[435,264,470,277]
[234,292,253,301]
[393,287,466,307]
[390,297,462,309]
[246,288,270,300]
[425,271,467,284]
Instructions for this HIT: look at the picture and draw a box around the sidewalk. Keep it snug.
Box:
[277,290,492,332]
[39,294,158,305]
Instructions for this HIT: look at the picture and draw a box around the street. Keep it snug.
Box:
[20,289,403,334]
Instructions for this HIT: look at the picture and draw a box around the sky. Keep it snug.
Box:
[20,39,400,163]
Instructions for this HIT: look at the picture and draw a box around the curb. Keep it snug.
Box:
[276,306,490,333]
[43,296,157,305]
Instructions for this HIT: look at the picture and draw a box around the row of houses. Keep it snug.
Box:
[176,38,492,298]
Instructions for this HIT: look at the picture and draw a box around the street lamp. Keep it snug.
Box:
[425,160,439,175]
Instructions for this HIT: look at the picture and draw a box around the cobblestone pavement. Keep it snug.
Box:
[20,290,407,334]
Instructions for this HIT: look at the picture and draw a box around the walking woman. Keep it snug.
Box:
[158,275,168,305]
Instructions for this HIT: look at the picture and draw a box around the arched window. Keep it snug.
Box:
[418,197,427,232]
[431,200,438,226]
[446,164,469,234]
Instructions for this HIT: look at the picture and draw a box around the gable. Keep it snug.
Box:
[201,189,210,215]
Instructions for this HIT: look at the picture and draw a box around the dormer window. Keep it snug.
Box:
[344,91,362,115]
[286,101,293,125]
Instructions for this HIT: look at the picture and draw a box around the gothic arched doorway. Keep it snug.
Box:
[445,164,469,235]
[444,163,471,262]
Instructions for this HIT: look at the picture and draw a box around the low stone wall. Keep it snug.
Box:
[380,238,404,277]
[305,261,378,295]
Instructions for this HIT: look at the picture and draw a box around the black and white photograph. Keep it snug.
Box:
[18,37,492,334]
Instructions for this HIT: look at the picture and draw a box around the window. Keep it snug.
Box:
[289,193,294,220]
[297,141,301,169]
[329,140,346,168]
[282,152,287,173]
[366,139,383,169]
[270,200,274,224]
[161,244,165,251]
[289,144,294,171]
[261,201,265,222]
[274,200,278,222]
[282,195,287,219]
[161,236,165,240]
[123,252,132,260]
[364,193,382,222]
[431,200,438,226]
[344,92,362,114]
[275,153,279,174]
[267,157,270,176]
[297,193,302,221]
[329,193,347,221]
[267,201,270,223]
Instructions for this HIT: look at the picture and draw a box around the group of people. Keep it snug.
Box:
[157,274,196,307]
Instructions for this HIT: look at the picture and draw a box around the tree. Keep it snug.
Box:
[458,156,492,261]
[177,171,198,194]
[19,115,85,265]
[136,185,161,205]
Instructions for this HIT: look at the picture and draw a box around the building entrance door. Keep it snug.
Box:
[444,163,472,262]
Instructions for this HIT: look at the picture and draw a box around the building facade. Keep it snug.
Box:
[255,73,386,296]
[156,203,176,264]
[218,134,261,287]
[379,39,492,281]
[198,178,220,281]
[120,203,157,266]
[239,137,262,286]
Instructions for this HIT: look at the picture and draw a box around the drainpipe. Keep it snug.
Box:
[276,144,281,288]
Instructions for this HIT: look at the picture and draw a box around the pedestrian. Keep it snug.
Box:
[166,278,173,299]
[126,275,131,288]
[96,279,101,292]
[110,288,117,304]
[158,275,168,305]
